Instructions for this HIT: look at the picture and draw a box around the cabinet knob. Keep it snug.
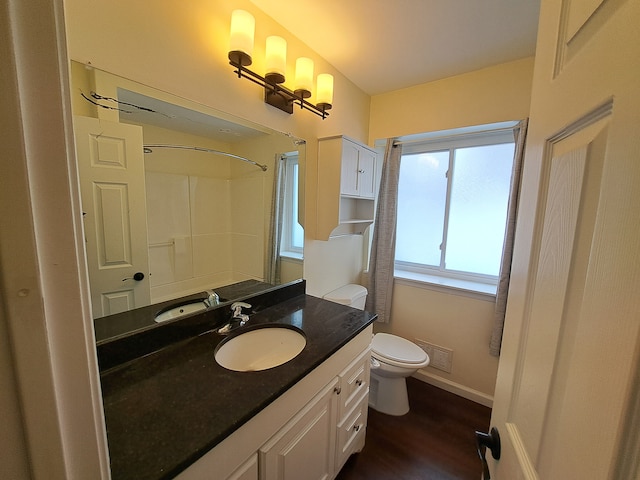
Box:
[355,379,363,386]
[358,169,365,173]
[334,386,342,395]
[353,424,361,432]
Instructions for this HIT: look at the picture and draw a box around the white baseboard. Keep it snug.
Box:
[412,370,494,408]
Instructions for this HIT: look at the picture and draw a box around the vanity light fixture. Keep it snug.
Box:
[228,9,332,119]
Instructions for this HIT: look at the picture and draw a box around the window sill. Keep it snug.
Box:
[394,269,496,302]
[280,252,303,262]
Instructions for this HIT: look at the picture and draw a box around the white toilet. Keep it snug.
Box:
[369,333,430,416]
[323,284,430,416]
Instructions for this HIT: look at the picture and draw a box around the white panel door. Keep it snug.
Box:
[74,116,151,318]
[488,1,640,479]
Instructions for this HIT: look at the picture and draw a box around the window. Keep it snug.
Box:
[394,126,516,293]
[280,153,304,258]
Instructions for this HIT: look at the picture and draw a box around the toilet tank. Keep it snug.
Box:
[323,284,368,310]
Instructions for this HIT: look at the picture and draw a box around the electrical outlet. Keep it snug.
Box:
[415,338,453,373]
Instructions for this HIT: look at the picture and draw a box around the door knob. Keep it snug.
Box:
[475,427,500,480]
[122,272,145,282]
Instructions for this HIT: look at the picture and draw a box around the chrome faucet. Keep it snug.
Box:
[231,302,251,326]
[204,290,220,308]
[216,302,252,334]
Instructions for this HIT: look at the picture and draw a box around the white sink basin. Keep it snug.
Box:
[154,301,208,323]
[214,326,306,372]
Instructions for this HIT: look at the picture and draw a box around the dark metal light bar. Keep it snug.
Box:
[230,61,331,119]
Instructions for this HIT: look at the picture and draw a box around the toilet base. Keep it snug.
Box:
[368,372,410,416]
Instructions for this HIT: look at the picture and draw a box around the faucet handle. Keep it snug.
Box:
[231,302,251,316]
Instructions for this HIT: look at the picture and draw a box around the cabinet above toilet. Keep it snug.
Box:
[316,136,379,240]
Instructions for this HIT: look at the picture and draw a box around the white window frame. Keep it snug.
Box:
[391,122,517,297]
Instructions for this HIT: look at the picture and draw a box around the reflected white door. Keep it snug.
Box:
[74,116,151,317]
[489,1,640,479]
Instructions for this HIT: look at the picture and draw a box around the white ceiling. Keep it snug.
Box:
[249,0,541,96]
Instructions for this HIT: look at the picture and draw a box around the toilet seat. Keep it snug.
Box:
[371,333,429,368]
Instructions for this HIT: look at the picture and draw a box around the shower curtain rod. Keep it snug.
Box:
[143,144,268,171]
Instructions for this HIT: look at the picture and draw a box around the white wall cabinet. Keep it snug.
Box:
[317,136,378,239]
[176,327,373,480]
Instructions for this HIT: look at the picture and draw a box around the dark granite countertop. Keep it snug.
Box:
[99,284,376,480]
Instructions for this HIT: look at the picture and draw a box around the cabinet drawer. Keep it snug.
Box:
[338,348,370,419]
[335,395,368,472]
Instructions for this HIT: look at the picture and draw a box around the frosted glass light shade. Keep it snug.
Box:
[316,73,334,107]
[294,57,314,98]
[265,36,287,84]
[229,10,255,66]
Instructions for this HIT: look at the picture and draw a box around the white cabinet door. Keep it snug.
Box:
[354,147,376,199]
[339,140,376,199]
[340,141,360,196]
[260,379,339,480]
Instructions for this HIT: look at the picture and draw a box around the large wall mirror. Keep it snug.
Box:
[70,61,305,321]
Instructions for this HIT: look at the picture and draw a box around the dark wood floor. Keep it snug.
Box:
[336,377,491,480]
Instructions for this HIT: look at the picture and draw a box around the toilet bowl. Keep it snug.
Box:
[369,333,430,416]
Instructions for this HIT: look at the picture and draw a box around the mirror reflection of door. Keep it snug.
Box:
[74,116,151,318]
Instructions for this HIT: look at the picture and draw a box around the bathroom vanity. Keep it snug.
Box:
[97,280,376,479]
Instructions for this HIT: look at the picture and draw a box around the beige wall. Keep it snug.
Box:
[369,57,535,403]
[64,0,372,296]
[369,57,535,142]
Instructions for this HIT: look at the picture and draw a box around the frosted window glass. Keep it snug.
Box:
[445,144,515,275]
[395,151,449,266]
